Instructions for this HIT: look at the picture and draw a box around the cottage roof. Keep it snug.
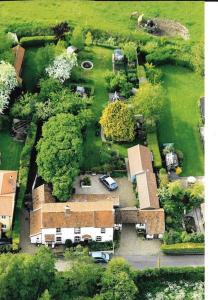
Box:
[137,209,165,235]
[30,185,115,237]
[127,144,153,177]
[71,194,119,207]
[127,145,159,209]
[0,170,17,218]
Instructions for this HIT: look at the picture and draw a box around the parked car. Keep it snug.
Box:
[99,175,118,191]
[90,251,110,263]
[114,48,124,61]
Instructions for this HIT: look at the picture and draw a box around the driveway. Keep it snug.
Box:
[73,174,136,207]
[115,224,161,256]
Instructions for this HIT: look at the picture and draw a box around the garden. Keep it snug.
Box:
[0,1,204,253]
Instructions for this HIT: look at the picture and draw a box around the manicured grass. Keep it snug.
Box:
[158,65,204,176]
[0,120,23,170]
[0,1,203,42]
[21,47,39,91]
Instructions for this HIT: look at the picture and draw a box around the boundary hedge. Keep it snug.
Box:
[161,243,204,255]
[12,122,37,251]
[20,35,56,47]
[147,130,162,169]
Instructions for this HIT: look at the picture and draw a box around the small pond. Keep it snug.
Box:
[81,60,94,70]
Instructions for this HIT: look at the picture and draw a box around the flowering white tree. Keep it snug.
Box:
[0,61,18,113]
[46,51,77,83]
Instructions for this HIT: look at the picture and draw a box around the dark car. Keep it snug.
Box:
[99,175,118,191]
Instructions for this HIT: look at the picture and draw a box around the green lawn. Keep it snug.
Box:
[22,47,39,91]
[0,1,203,42]
[158,65,204,176]
[0,120,23,170]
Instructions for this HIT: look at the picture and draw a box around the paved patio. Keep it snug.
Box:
[73,174,136,208]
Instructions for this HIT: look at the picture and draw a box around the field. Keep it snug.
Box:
[0,1,204,42]
[0,120,23,170]
[159,65,204,176]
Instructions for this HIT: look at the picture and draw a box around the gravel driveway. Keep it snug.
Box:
[73,175,136,207]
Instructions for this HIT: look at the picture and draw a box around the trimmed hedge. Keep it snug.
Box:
[5,22,55,38]
[147,131,162,169]
[161,243,204,255]
[20,35,56,47]
[12,122,37,251]
[88,241,113,251]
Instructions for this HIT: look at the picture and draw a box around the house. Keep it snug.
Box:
[12,45,25,84]
[127,144,159,209]
[30,185,115,247]
[0,170,18,236]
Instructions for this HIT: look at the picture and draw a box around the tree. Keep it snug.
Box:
[132,82,166,124]
[39,289,52,300]
[0,32,14,63]
[85,31,93,46]
[123,42,137,63]
[46,50,77,83]
[34,45,56,78]
[11,92,38,120]
[53,21,70,39]
[144,62,163,84]
[0,247,55,300]
[187,183,204,208]
[101,258,138,300]
[36,114,83,201]
[100,101,135,142]
[104,71,133,98]
[72,26,84,49]
[38,78,63,101]
[0,61,18,113]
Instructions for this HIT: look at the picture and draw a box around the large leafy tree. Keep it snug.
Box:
[100,101,135,142]
[100,258,138,300]
[36,113,83,201]
[132,82,166,125]
[0,247,55,300]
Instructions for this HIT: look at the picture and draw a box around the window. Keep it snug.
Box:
[56,228,61,233]
[1,216,6,219]
[56,237,62,242]
[74,236,81,243]
[101,228,106,234]
[74,228,81,234]
[96,236,102,242]
[2,224,6,229]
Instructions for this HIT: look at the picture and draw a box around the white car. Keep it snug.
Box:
[99,175,118,191]
[90,252,110,263]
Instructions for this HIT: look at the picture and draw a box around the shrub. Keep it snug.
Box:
[104,71,133,98]
[159,168,169,187]
[6,22,54,38]
[89,241,113,251]
[137,65,146,80]
[122,41,137,63]
[82,176,91,186]
[161,243,204,255]
[20,36,56,47]
[12,122,37,250]
[147,131,162,169]
[144,62,163,84]
[65,239,73,248]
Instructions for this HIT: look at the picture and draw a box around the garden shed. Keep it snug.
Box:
[165,151,179,171]
[12,45,25,84]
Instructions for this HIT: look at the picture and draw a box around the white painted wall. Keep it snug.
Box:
[30,227,114,244]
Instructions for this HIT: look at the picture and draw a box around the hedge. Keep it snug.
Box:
[88,241,114,251]
[161,243,204,255]
[134,266,204,298]
[12,122,37,251]
[147,131,162,169]
[20,35,56,47]
[5,22,55,38]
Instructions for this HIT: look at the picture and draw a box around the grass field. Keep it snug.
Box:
[0,120,23,170]
[158,65,204,176]
[0,1,204,42]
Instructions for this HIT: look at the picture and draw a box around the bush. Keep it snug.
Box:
[159,168,169,187]
[161,243,204,255]
[144,62,163,84]
[163,230,205,245]
[20,35,56,47]
[65,239,73,248]
[6,22,54,38]
[12,122,37,250]
[147,131,162,169]
[89,241,113,251]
